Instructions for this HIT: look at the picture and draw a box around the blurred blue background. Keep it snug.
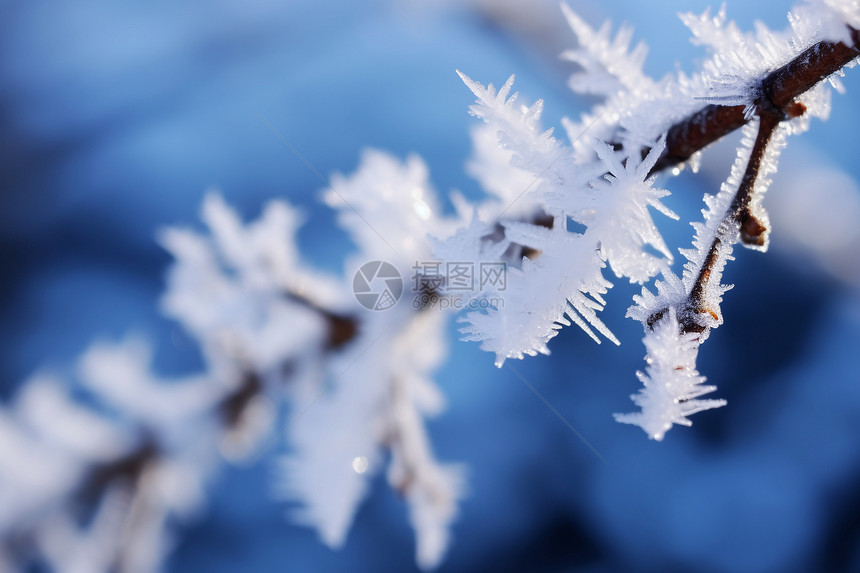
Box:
[2,0,860,571]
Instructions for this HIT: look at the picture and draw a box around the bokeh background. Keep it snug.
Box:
[2,0,860,571]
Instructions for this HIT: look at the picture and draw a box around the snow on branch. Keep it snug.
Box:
[653,9,859,172]
[614,309,725,441]
[277,152,463,569]
[0,165,464,570]
[618,3,857,437]
[560,3,652,97]
[445,72,678,366]
[450,2,857,434]
[582,137,678,282]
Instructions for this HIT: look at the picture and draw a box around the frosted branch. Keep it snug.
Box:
[651,24,859,173]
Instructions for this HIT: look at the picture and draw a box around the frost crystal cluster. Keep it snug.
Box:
[439,1,857,441]
[0,1,857,571]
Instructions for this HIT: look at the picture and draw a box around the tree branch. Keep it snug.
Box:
[651,25,860,174]
[677,112,780,334]
[639,25,860,336]
[59,287,362,572]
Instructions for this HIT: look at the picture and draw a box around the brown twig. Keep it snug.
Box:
[673,112,780,334]
[283,291,359,350]
[646,26,859,334]
[651,26,859,174]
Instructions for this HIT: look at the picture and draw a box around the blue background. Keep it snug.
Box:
[2,0,859,571]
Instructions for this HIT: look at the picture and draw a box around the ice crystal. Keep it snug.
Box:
[615,309,726,440]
